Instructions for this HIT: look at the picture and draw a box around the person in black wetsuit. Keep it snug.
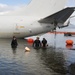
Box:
[33,37,41,49]
[42,38,47,48]
[11,36,18,49]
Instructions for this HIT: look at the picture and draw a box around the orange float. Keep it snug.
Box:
[66,39,73,45]
[27,38,34,43]
[66,45,73,49]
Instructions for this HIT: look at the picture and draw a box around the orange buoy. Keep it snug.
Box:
[66,45,73,49]
[66,40,73,45]
[27,38,34,43]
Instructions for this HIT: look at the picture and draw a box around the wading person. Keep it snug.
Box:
[42,38,47,48]
[11,36,18,48]
[33,37,41,49]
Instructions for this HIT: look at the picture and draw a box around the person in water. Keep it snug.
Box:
[11,36,18,48]
[41,38,47,48]
[33,37,41,49]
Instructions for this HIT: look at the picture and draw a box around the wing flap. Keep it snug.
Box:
[39,7,75,24]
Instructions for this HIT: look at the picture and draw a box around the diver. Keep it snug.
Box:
[33,37,41,49]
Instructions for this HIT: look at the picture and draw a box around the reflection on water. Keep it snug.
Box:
[38,48,67,74]
[11,45,17,55]
[0,34,75,75]
[12,48,17,55]
[0,39,59,75]
[68,63,75,75]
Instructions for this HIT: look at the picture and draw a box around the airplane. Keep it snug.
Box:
[0,0,75,38]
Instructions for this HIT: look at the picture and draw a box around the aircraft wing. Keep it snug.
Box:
[38,7,75,25]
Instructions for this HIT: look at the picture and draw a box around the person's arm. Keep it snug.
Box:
[32,40,35,47]
[39,41,42,47]
[11,40,13,45]
[16,40,18,46]
[46,40,47,43]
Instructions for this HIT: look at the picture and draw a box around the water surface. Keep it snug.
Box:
[0,34,75,75]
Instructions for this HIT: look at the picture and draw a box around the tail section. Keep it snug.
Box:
[6,0,67,19]
[25,0,67,18]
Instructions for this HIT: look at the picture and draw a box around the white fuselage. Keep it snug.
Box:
[0,16,53,38]
[0,0,67,38]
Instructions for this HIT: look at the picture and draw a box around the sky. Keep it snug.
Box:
[66,0,75,7]
[0,0,31,14]
[0,0,75,12]
[0,0,31,5]
[0,0,75,24]
[0,0,75,13]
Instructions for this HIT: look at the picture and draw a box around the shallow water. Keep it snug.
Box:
[0,34,75,75]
